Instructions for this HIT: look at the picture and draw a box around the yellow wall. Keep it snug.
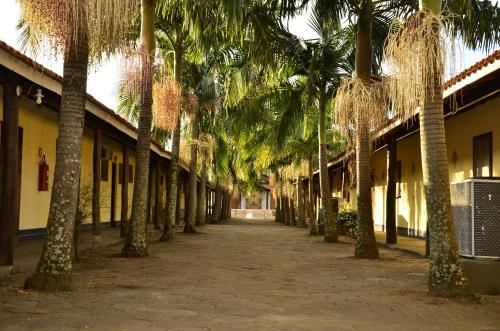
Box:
[368,96,499,237]
[1,89,60,230]
[446,97,500,181]
[0,85,148,231]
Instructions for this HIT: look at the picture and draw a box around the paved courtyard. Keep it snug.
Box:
[1,218,500,330]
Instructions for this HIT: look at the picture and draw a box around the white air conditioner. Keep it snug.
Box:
[451,178,500,259]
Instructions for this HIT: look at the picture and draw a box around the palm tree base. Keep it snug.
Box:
[121,245,148,257]
[324,234,339,243]
[24,272,72,292]
[317,223,325,235]
[354,241,379,259]
[183,224,197,234]
[159,231,175,242]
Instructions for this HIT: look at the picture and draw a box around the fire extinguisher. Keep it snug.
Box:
[38,155,49,191]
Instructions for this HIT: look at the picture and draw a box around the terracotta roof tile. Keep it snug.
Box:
[0,40,171,159]
[443,49,500,89]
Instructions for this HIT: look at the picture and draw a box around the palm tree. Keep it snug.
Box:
[122,0,157,257]
[385,0,500,297]
[19,0,138,290]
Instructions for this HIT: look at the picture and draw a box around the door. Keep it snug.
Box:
[110,162,117,227]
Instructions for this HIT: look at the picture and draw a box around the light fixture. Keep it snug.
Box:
[16,85,22,96]
[34,88,44,105]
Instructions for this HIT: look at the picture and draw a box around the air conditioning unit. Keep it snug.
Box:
[451,178,500,259]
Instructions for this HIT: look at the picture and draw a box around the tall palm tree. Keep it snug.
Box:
[122,0,157,257]
[385,0,500,297]
[19,0,138,290]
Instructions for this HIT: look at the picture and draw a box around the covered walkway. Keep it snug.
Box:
[1,218,499,330]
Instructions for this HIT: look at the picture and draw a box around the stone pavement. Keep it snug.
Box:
[1,225,125,278]
[1,217,500,330]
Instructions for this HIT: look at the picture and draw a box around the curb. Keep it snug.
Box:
[376,241,427,258]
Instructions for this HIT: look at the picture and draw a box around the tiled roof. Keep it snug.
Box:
[0,40,172,161]
[443,49,500,89]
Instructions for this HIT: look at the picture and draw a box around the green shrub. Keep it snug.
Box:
[335,210,357,239]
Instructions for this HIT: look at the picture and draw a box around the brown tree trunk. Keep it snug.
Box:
[196,161,207,226]
[275,171,281,223]
[307,159,317,234]
[25,26,89,291]
[122,0,155,257]
[296,177,306,228]
[0,73,19,266]
[386,135,397,244]
[318,93,338,242]
[354,0,379,259]
[184,101,199,233]
[283,187,290,225]
[212,184,222,223]
[221,190,228,220]
[289,186,297,226]
[160,39,183,241]
[419,1,468,296]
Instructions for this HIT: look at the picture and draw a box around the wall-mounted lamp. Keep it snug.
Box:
[16,85,22,97]
[34,88,44,105]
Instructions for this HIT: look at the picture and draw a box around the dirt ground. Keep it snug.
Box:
[1,218,500,331]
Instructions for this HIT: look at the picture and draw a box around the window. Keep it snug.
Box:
[128,164,134,183]
[100,159,109,181]
[396,161,402,198]
[473,132,493,178]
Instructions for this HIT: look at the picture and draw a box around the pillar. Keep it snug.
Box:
[120,145,129,238]
[92,127,102,242]
[386,135,397,244]
[0,76,20,266]
[154,160,161,230]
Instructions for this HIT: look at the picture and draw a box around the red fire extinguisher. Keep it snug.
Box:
[38,155,49,191]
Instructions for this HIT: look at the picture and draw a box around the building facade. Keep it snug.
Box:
[0,41,211,247]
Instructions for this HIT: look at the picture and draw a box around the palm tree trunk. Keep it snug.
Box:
[419,0,468,297]
[307,157,317,234]
[318,92,338,243]
[296,176,306,228]
[160,38,183,241]
[386,135,397,244]
[25,26,89,291]
[212,184,222,223]
[353,0,379,258]
[196,161,207,226]
[184,102,199,233]
[122,0,155,257]
[289,187,297,226]
[283,187,290,225]
[275,171,281,223]
[226,191,232,219]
